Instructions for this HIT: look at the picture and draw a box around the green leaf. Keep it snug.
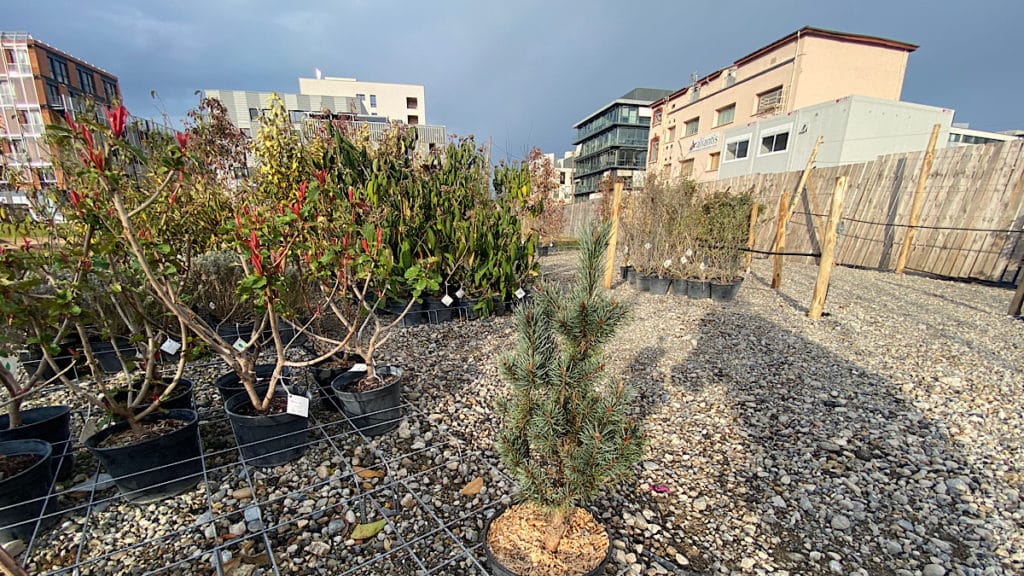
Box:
[350,519,386,540]
[155,243,172,255]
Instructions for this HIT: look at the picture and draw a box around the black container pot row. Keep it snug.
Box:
[621,266,744,302]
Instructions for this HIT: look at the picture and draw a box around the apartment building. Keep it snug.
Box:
[647,27,917,182]
[1,31,120,194]
[572,88,673,199]
[202,88,365,138]
[539,151,576,201]
[298,76,425,126]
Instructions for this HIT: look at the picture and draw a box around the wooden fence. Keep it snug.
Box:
[703,140,1024,285]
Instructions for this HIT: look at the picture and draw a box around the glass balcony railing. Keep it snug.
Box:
[575,105,651,142]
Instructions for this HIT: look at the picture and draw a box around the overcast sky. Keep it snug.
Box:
[8,1,1023,161]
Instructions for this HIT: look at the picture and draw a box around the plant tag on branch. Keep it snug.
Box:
[232,338,247,352]
[0,356,18,374]
[349,363,368,372]
[515,288,526,299]
[455,288,465,299]
[286,394,309,417]
[160,339,182,355]
[441,294,454,307]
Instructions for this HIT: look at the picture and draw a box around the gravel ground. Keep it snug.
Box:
[7,250,1024,575]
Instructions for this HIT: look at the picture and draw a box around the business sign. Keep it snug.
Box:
[689,133,720,152]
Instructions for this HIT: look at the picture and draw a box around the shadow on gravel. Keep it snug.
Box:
[652,309,1016,574]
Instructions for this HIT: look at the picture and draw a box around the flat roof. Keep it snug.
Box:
[572,88,672,128]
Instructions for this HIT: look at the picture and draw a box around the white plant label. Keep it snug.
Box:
[160,338,182,355]
[208,301,216,310]
[515,288,526,299]
[79,419,98,444]
[232,338,248,352]
[286,394,309,418]
[455,288,465,299]
[349,363,368,373]
[441,294,454,307]
[0,356,18,374]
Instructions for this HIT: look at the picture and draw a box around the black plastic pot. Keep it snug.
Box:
[19,340,80,382]
[331,366,403,437]
[216,322,255,344]
[0,439,53,541]
[83,409,202,503]
[686,278,711,299]
[627,268,637,286]
[537,245,551,257]
[387,299,425,326]
[710,278,744,303]
[649,276,672,295]
[215,364,293,404]
[0,405,74,481]
[224,388,309,467]
[669,277,689,297]
[113,377,195,413]
[422,295,455,324]
[90,336,136,373]
[481,505,612,576]
[310,354,364,412]
[637,274,653,292]
[620,265,633,280]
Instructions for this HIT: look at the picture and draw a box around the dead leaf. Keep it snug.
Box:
[460,476,484,496]
[353,465,385,479]
[350,519,386,540]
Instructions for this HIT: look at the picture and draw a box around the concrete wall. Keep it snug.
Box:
[793,35,909,109]
[298,77,425,125]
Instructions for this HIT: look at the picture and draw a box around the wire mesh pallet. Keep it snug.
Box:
[1,360,507,576]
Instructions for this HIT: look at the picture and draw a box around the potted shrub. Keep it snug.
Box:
[0,439,54,540]
[702,191,754,302]
[485,224,646,574]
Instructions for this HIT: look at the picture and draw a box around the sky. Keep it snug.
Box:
[7,0,1024,161]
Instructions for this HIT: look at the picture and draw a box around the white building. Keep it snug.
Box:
[718,95,956,179]
[298,76,425,126]
[539,151,576,201]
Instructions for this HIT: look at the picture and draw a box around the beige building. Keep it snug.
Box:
[647,27,917,182]
[298,76,425,126]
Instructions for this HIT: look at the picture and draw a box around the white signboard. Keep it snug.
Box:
[690,133,720,152]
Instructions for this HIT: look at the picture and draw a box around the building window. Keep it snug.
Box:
[48,55,69,84]
[760,131,789,154]
[78,69,96,94]
[708,152,720,171]
[715,104,736,127]
[289,110,305,123]
[356,94,365,102]
[667,126,676,141]
[46,83,62,106]
[6,48,31,74]
[36,166,56,184]
[684,117,699,136]
[756,86,784,116]
[102,79,118,102]
[559,172,566,185]
[249,108,259,120]
[369,94,377,107]
[17,110,43,134]
[725,138,750,161]
[0,80,13,105]
[649,138,660,164]
[406,97,418,109]
[407,115,419,125]
[680,158,694,178]
[652,108,663,126]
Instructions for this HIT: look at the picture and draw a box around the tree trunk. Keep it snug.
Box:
[542,507,572,553]
[0,367,22,429]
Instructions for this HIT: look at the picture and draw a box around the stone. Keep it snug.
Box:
[327,519,346,535]
[923,564,946,576]
[229,522,246,536]
[831,514,852,530]
[232,487,253,500]
[693,497,707,511]
[401,493,416,509]
[3,540,25,557]
[305,540,330,557]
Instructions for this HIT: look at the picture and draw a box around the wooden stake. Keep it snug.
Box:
[0,546,27,576]
[808,176,848,319]
[785,135,823,223]
[771,191,790,289]
[603,181,624,289]
[745,202,759,273]
[895,123,942,274]
[1009,276,1024,316]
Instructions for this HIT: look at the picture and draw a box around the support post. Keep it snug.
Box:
[1009,278,1024,317]
[808,176,848,319]
[771,191,791,289]
[785,135,823,223]
[0,546,28,576]
[603,181,624,289]
[895,123,941,274]
[745,202,759,273]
